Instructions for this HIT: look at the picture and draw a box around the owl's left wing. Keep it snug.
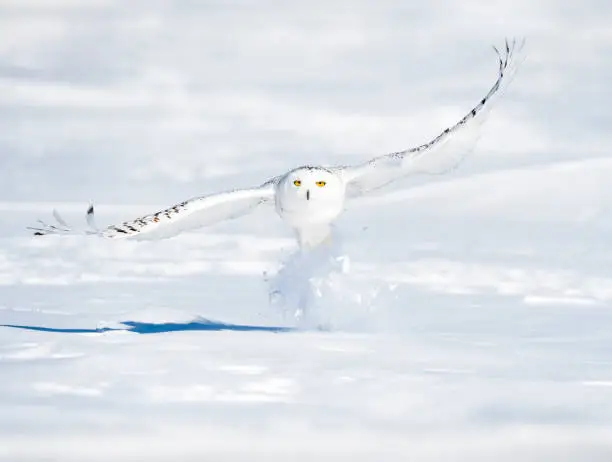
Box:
[28,180,277,240]
[337,38,525,198]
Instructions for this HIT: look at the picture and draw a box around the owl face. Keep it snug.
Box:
[275,167,346,229]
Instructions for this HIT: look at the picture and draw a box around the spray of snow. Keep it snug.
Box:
[265,232,397,330]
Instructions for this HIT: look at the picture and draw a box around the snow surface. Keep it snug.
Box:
[2,1,612,461]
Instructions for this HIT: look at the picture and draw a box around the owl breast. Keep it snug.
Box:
[274,167,346,231]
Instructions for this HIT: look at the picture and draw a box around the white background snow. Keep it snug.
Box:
[1,1,612,460]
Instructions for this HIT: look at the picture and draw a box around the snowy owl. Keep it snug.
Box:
[29,39,524,250]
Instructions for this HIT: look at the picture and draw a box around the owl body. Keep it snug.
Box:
[28,39,523,322]
[274,166,346,248]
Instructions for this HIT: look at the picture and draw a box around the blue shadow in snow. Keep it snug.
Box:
[0,319,295,335]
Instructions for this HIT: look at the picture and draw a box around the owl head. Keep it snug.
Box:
[275,166,346,230]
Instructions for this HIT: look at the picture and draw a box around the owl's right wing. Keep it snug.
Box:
[28,180,278,240]
[337,38,525,198]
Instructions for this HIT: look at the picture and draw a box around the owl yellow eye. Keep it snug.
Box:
[316,181,326,187]
[293,180,302,187]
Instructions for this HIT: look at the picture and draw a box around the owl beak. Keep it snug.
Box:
[306,189,310,201]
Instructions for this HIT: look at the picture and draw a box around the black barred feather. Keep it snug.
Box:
[29,184,276,240]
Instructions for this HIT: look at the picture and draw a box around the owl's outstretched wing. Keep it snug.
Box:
[338,38,525,198]
[28,180,277,240]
